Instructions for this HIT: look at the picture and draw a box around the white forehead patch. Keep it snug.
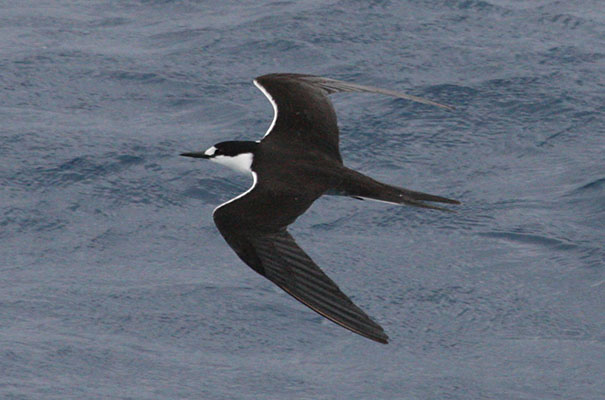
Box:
[204,146,217,156]
[211,153,253,175]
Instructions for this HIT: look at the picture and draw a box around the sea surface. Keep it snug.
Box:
[1,1,604,399]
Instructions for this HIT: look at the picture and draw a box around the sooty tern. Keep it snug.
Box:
[182,73,459,344]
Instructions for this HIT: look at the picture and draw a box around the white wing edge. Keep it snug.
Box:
[213,171,258,214]
[253,79,278,138]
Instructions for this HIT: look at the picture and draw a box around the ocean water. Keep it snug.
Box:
[1,1,604,399]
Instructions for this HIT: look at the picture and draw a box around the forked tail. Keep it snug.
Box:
[334,168,460,212]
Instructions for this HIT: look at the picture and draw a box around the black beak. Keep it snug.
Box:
[180,151,210,159]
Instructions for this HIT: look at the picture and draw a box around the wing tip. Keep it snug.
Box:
[345,323,390,344]
[367,331,390,344]
[275,278,391,344]
[376,336,389,344]
[253,73,456,111]
[338,316,390,344]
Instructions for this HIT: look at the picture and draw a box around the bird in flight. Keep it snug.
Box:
[182,73,459,344]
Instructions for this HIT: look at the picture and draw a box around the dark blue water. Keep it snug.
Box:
[2,1,604,399]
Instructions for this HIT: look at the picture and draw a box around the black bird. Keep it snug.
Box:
[182,73,459,344]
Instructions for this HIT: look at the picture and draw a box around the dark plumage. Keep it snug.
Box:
[182,73,459,343]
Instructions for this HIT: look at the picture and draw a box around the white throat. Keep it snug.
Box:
[211,153,254,175]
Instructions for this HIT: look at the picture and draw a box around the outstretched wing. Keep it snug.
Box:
[253,74,343,162]
[253,73,454,162]
[212,176,389,344]
[251,229,388,344]
[287,74,455,110]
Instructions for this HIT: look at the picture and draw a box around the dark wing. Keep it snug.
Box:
[253,73,454,162]
[287,74,455,110]
[213,175,389,344]
[251,229,389,344]
[253,74,343,162]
